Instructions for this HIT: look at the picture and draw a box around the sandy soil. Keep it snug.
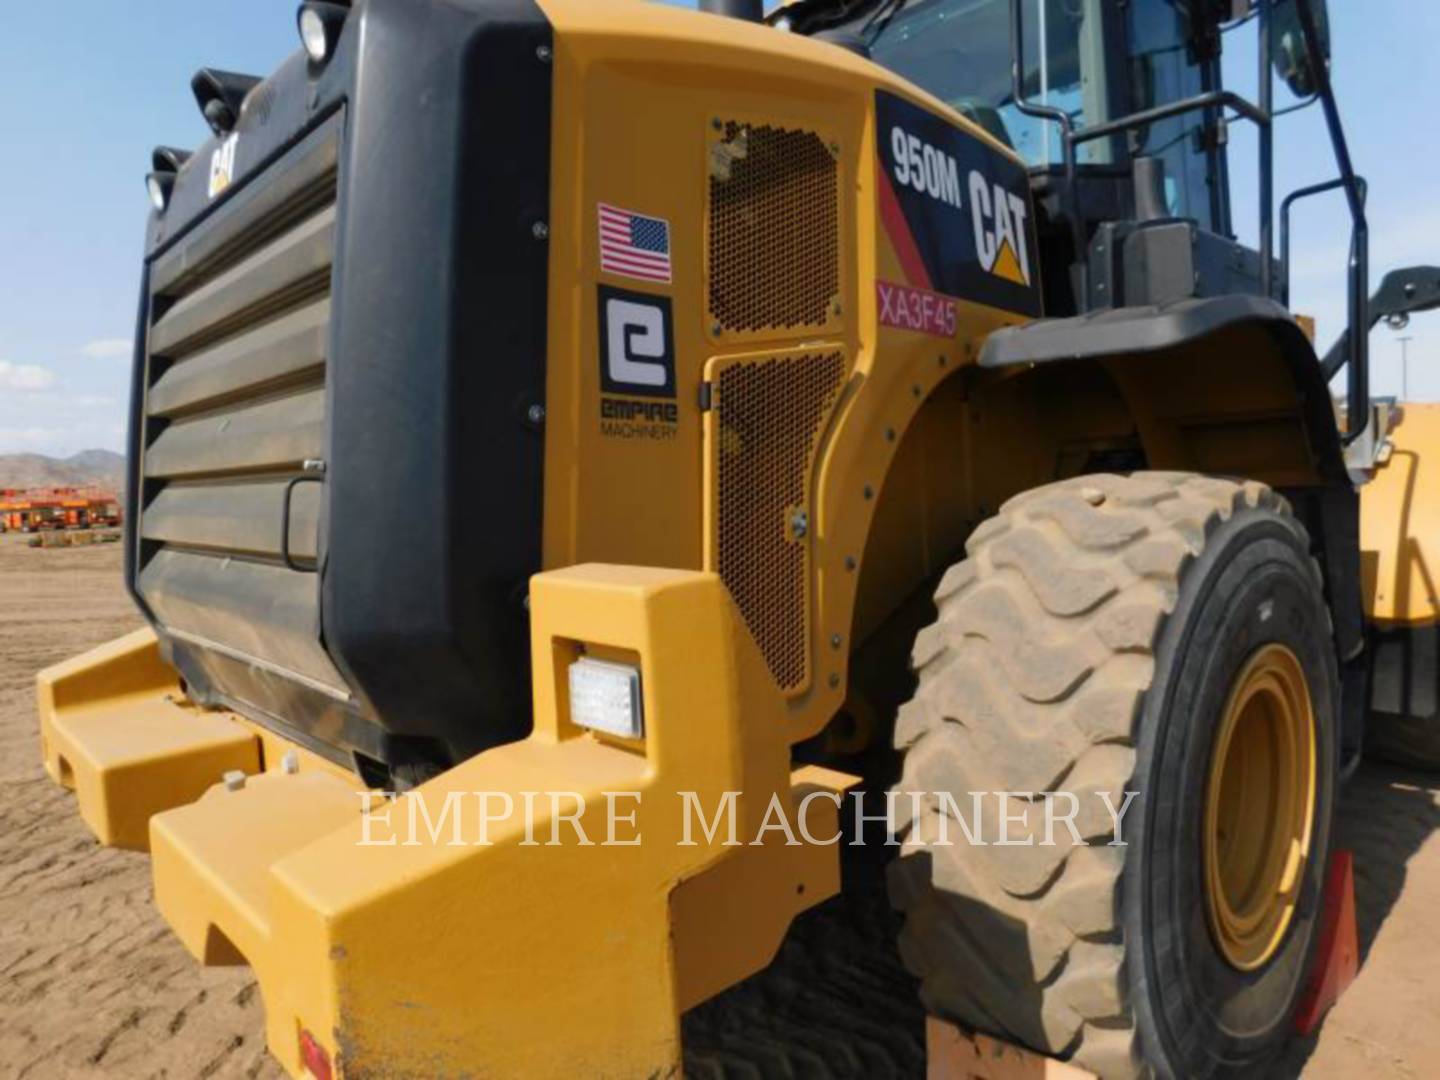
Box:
[1280,765,1440,1078]
[0,530,1436,1079]
[0,534,280,1079]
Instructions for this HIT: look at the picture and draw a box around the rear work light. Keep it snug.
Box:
[145,172,174,211]
[298,2,350,66]
[146,146,189,212]
[190,68,261,137]
[568,657,644,739]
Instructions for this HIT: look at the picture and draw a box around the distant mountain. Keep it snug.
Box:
[0,449,126,494]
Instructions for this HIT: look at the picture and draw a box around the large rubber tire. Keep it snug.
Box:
[888,473,1339,1079]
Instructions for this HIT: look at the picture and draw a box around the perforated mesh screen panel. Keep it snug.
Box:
[714,351,846,691]
[708,121,840,335]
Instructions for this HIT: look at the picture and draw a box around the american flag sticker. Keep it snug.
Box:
[598,203,673,284]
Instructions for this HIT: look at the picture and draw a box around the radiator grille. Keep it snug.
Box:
[137,118,343,696]
[713,351,846,691]
[707,120,840,336]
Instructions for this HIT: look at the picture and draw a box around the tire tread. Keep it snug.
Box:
[889,472,1314,1078]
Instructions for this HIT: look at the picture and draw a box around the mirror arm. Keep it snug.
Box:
[1321,264,1440,382]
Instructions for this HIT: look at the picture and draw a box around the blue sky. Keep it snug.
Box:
[1,0,1435,457]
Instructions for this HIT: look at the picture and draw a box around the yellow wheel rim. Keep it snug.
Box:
[1203,643,1317,972]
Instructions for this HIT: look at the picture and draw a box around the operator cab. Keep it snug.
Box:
[784,0,1374,448]
[790,0,1247,314]
[864,0,1228,233]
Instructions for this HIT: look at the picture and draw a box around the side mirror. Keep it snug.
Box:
[1373,266,1440,331]
[1270,0,1330,98]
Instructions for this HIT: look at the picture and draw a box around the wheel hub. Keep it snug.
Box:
[1204,643,1318,971]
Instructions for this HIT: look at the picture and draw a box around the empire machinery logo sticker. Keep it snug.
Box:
[875,89,1040,335]
[594,201,683,440]
[597,283,679,440]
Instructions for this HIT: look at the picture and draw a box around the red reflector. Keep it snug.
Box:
[299,1028,333,1080]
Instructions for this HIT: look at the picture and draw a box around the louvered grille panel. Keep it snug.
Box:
[137,121,342,692]
[713,351,846,691]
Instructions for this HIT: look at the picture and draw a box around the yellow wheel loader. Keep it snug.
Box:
[1364,399,1440,766]
[36,0,1440,1076]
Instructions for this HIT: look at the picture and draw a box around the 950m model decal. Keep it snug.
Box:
[875,90,1040,318]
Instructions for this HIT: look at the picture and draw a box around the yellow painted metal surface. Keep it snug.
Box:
[537,0,1036,745]
[1203,644,1317,971]
[234,716,358,784]
[35,628,356,850]
[36,629,259,850]
[52,569,853,1077]
[33,2,1353,1073]
[535,0,1330,745]
[1362,403,1440,626]
[275,566,853,1076]
[669,760,856,1010]
[153,770,361,966]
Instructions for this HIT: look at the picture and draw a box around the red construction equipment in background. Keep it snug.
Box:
[0,488,121,533]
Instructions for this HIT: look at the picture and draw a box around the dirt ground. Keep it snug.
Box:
[0,534,281,1079]
[1,530,1437,1079]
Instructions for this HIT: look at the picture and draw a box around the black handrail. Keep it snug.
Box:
[1009,0,1274,304]
[1008,0,1087,301]
[1009,0,1369,445]
[1280,177,1346,306]
[1280,175,1365,308]
[1069,90,1269,145]
[1257,1,1274,299]
[1292,0,1369,444]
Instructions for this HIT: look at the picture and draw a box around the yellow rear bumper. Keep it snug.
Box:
[38,629,258,850]
[37,566,853,1077]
